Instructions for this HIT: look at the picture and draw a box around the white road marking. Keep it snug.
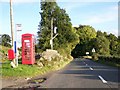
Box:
[98,75,107,83]
[89,67,93,70]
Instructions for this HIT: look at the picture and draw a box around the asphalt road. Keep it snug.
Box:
[41,58,119,88]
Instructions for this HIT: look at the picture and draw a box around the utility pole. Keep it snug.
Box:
[10,0,14,47]
[10,0,16,67]
[50,9,58,50]
[51,17,53,50]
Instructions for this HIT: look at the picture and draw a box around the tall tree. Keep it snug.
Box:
[37,0,79,53]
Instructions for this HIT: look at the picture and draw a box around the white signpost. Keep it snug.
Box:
[16,24,22,31]
[16,24,22,66]
[50,27,58,50]
[92,48,95,53]
[54,27,57,34]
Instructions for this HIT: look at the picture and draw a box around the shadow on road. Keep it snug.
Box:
[60,59,119,83]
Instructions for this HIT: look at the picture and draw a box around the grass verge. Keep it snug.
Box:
[2,58,72,78]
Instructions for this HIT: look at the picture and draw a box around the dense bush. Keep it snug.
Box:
[98,55,120,64]
[92,53,98,61]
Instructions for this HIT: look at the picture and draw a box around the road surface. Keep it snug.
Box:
[41,58,119,88]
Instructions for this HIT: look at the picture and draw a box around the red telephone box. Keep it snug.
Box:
[22,33,35,64]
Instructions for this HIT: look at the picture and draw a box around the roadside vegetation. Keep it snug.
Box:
[1,44,72,77]
[95,55,120,67]
[2,58,71,78]
[0,45,10,63]
[1,0,120,78]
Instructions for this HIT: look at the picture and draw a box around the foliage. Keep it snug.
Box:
[97,55,120,67]
[97,30,107,37]
[106,33,118,56]
[0,45,10,62]
[71,25,97,57]
[116,42,120,56]
[93,36,110,55]
[71,28,120,57]
[77,25,97,41]
[0,34,11,47]
[2,57,71,77]
[37,0,79,54]
[92,53,98,61]
[36,1,120,67]
[98,55,120,63]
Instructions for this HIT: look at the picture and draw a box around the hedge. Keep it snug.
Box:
[98,55,120,64]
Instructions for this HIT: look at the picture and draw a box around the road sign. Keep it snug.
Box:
[54,27,57,34]
[16,24,22,31]
[92,48,95,53]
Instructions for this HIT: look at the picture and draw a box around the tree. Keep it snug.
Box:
[37,0,79,54]
[94,36,110,55]
[97,31,107,37]
[1,34,11,47]
[106,33,118,56]
[37,1,57,50]
[77,25,97,41]
[116,41,120,56]
[107,33,118,41]
[71,25,97,56]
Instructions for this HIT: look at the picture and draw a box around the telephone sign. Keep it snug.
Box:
[22,33,35,64]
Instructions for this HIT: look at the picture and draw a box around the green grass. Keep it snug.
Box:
[1,46,72,78]
[2,58,71,78]
[2,61,41,77]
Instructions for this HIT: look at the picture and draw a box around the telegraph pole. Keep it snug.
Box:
[10,0,14,47]
[10,0,16,67]
[51,17,53,50]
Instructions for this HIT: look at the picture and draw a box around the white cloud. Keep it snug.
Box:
[59,3,89,12]
[86,13,117,24]
[82,5,118,25]
[73,5,118,37]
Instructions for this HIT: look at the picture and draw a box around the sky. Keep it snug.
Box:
[0,0,119,46]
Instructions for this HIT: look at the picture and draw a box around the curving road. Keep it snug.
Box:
[41,58,119,88]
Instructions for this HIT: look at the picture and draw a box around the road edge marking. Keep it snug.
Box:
[98,75,107,83]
